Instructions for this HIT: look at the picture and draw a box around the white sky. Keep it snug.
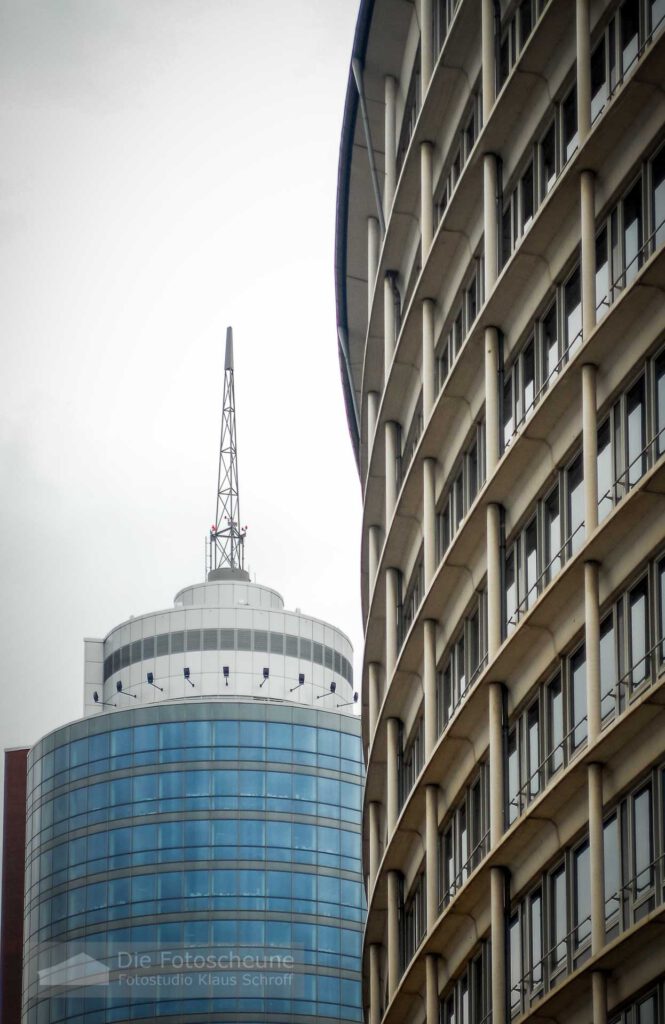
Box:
[0,0,363,803]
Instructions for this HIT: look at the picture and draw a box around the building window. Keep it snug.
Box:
[397,396,424,491]
[395,50,421,180]
[435,88,482,225]
[399,555,424,650]
[436,594,488,733]
[504,456,584,636]
[439,942,491,1024]
[436,419,486,559]
[398,718,424,811]
[400,870,426,971]
[438,766,489,908]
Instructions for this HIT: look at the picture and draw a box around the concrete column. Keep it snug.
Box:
[490,867,507,1024]
[425,953,439,1024]
[485,327,501,476]
[369,800,382,891]
[369,943,382,1024]
[384,76,397,217]
[367,390,380,449]
[420,0,433,91]
[368,525,381,595]
[385,420,399,525]
[581,170,596,339]
[422,298,436,419]
[481,0,495,122]
[585,561,601,743]
[423,458,437,587]
[589,763,606,954]
[368,662,381,740]
[368,216,380,316]
[387,869,400,997]
[489,682,505,846]
[582,364,598,535]
[576,0,592,145]
[423,618,437,759]
[483,154,499,295]
[425,784,439,930]
[486,504,502,659]
[386,716,400,833]
[592,971,608,1024]
[421,142,434,260]
[385,567,399,682]
[384,274,397,378]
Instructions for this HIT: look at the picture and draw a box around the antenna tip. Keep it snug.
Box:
[225,326,234,370]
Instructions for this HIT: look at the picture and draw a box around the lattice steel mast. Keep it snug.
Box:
[209,327,247,575]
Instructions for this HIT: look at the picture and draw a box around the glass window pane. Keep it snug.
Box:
[623,179,643,284]
[621,0,640,72]
[629,578,649,686]
[652,146,665,250]
[573,842,591,947]
[545,486,561,580]
[603,814,621,922]
[567,455,585,555]
[595,227,610,314]
[633,784,653,894]
[542,304,558,386]
[548,674,564,773]
[523,339,535,417]
[570,646,587,749]
[530,890,543,988]
[626,377,646,486]
[505,548,518,634]
[597,419,613,521]
[565,269,581,353]
[540,122,556,198]
[563,87,578,161]
[655,351,665,457]
[507,729,519,825]
[509,912,522,1016]
[550,864,567,970]
[527,703,540,799]
[600,614,617,720]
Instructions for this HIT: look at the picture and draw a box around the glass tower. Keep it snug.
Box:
[22,578,364,1024]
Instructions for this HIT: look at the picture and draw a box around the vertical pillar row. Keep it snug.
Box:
[490,867,507,1024]
[481,0,496,123]
[488,681,505,847]
[423,458,437,587]
[384,76,397,218]
[368,800,382,893]
[422,298,436,419]
[386,716,400,835]
[385,566,399,683]
[421,142,434,260]
[385,421,400,527]
[590,762,608,1024]
[368,216,380,317]
[368,661,381,742]
[368,525,382,598]
[420,0,433,91]
[483,154,499,297]
[386,869,400,998]
[369,943,382,1024]
[486,503,502,659]
[367,391,380,451]
[576,0,592,145]
[425,953,439,1024]
[425,784,439,930]
[423,618,437,759]
[384,274,397,381]
[485,328,501,477]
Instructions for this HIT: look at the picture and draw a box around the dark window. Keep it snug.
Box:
[142,637,154,660]
[573,842,591,951]
[600,613,617,719]
[562,87,578,161]
[626,376,646,486]
[564,268,582,353]
[540,122,556,199]
[620,0,640,72]
[549,864,567,971]
[652,146,665,250]
[547,674,564,773]
[156,633,169,657]
[570,645,587,750]
[623,180,643,284]
[591,39,607,120]
[628,578,649,686]
[203,629,217,652]
[171,631,184,654]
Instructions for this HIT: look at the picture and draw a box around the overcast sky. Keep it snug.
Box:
[0,0,362,805]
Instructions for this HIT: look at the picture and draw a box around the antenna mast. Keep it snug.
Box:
[208,327,248,579]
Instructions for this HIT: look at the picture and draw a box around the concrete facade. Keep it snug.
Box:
[336,1,665,1023]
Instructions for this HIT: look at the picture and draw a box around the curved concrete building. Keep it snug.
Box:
[336,3,665,1024]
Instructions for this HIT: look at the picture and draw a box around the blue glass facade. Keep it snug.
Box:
[23,702,364,1024]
